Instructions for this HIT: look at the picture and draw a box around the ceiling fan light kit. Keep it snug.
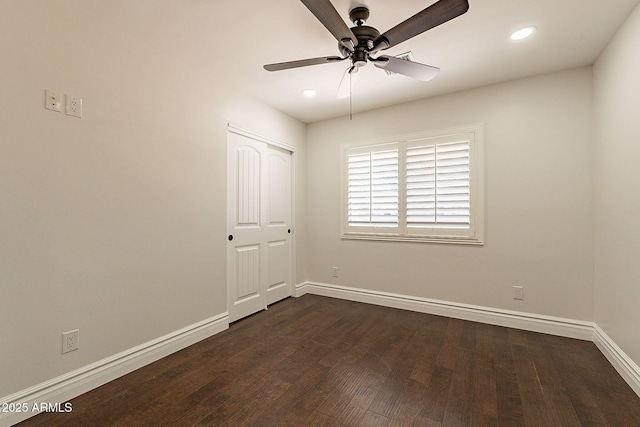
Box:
[264,0,470,96]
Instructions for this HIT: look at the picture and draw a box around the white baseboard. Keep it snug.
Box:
[0,313,229,427]
[295,281,594,340]
[593,324,640,397]
[295,280,640,397]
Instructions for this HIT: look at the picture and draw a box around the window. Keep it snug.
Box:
[342,125,484,245]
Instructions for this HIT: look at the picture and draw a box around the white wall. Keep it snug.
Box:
[0,1,305,398]
[593,3,640,367]
[306,67,594,321]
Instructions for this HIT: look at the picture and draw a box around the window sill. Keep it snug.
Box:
[340,232,484,246]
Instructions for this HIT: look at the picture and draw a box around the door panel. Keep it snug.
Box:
[267,154,288,224]
[236,146,261,226]
[266,239,290,303]
[235,244,260,301]
[227,130,293,322]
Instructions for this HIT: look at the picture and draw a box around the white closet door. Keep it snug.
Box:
[227,130,293,322]
[264,145,292,305]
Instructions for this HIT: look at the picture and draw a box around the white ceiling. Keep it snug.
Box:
[69,0,640,123]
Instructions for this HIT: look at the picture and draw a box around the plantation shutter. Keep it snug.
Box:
[342,126,482,244]
[347,147,399,229]
[406,140,470,230]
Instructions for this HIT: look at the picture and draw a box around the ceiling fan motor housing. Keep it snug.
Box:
[339,8,380,68]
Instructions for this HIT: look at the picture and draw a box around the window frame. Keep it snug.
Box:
[340,124,484,245]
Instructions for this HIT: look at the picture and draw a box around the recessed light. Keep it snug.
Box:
[302,88,317,97]
[510,26,536,41]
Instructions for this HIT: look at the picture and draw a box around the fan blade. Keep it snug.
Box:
[264,56,344,71]
[336,66,359,99]
[373,55,440,81]
[300,0,358,51]
[371,0,469,51]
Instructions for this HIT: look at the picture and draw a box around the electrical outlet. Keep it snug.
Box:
[62,330,79,354]
[45,90,62,112]
[65,95,82,118]
[513,286,524,300]
[332,267,338,278]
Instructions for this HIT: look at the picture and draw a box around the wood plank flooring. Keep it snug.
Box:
[16,295,640,426]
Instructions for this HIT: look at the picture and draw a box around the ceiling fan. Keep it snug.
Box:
[264,0,470,96]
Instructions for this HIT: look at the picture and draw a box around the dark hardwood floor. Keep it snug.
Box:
[16,295,640,426]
